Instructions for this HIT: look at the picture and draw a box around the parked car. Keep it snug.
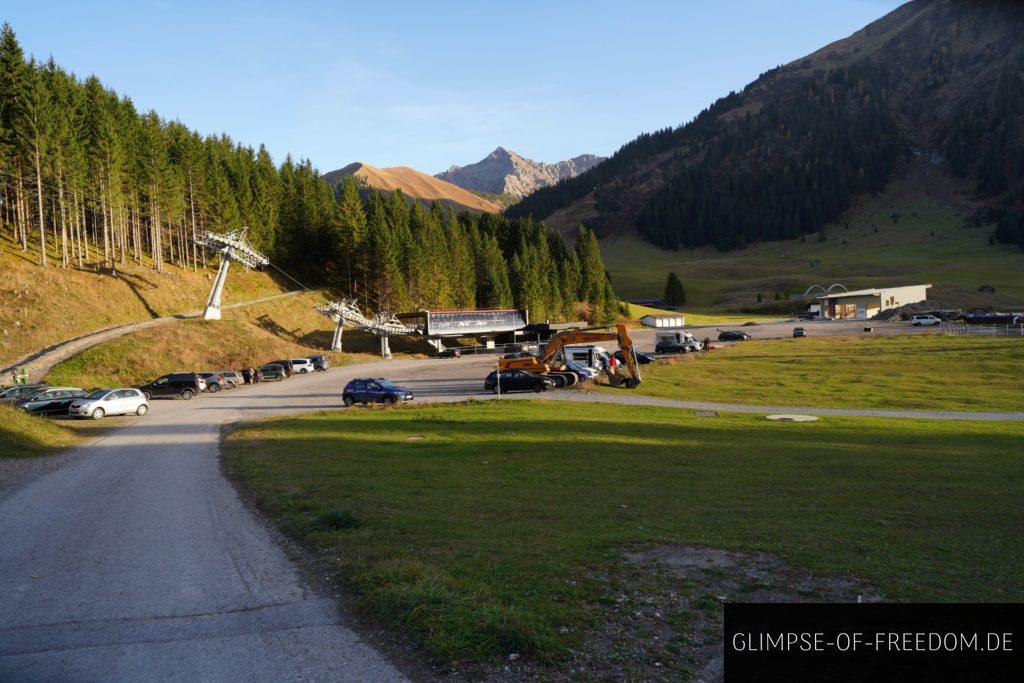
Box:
[484,370,555,394]
[15,387,88,416]
[69,388,149,420]
[198,372,229,392]
[436,348,461,358]
[793,327,806,338]
[718,331,751,341]
[307,354,330,371]
[342,378,414,406]
[269,359,295,377]
[0,383,49,404]
[564,360,597,382]
[614,350,654,365]
[655,340,701,354]
[259,364,287,381]
[218,371,243,388]
[290,358,315,374]
[138,372,202,400]
[911,314,941,327]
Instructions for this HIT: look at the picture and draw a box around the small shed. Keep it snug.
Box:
[640,314,685,328]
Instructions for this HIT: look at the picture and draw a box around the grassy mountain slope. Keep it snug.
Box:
[604,162,1024,308]
[322,162,502,213]
[511,0,1024,258]
[43,291,425,389]
[0,235,287,369]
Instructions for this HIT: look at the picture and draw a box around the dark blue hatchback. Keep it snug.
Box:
[342,378,414,406]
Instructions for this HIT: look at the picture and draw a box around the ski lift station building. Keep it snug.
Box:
[818,284,931,320]
[395,308,529,338]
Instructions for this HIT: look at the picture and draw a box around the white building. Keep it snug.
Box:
[640,314,685,328]
[818,284,931,320]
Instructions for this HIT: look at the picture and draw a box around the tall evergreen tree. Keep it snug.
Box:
[663,272,686,306]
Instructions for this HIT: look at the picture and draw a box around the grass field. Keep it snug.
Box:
[0,403,88,457]
[224,400,1024,673]
[0,235,287,369]
[623,301,783,326]
[602,181,1024,310]
[611,335,1024,412]
[43,292,414,388]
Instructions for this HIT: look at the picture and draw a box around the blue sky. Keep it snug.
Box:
[4,1,901,174]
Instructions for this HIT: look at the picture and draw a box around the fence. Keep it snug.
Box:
[942,322,1024,337]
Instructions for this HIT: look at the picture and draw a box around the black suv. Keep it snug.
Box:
[484,370,555,394]
[138,373,202,400]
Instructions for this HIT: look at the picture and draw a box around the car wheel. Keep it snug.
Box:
[493,386,501,394]
[533,384,544,393]
[181,389,194,400]
[209,384,220,393]
[343,395,355,407]
[300,368,308,374]
[276,375,284,382]
[91,407,105,420]
[142,391,152,401]
[136,404,149,416]
[383,395,396,406]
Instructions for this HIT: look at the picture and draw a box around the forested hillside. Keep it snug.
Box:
[509,0,1024,253]
[0,24,617,327]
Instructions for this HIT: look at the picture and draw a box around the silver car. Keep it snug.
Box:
[69,388,149,420]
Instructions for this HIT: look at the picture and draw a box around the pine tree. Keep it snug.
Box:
[336,175,366,293]
[663,272,686,306]
[574,225,605,305]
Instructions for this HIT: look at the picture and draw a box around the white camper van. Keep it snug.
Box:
[655,330,701,353]
[562,345,612,371]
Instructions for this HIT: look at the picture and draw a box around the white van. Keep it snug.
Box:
[910,314,941,326]
[562,345,612,371]
[655,331,697,346]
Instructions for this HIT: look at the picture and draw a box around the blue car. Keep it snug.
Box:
[564,360,597,382]
[342,378,414,406]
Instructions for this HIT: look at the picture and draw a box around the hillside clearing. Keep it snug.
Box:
[223,401,1024,674]
[0,235,287,369]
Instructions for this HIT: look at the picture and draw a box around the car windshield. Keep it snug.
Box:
[87,390,110,399]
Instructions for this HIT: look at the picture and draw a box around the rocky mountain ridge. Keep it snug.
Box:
[436,147,605,198]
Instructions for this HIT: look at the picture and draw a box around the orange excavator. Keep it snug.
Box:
[498,323,642,388]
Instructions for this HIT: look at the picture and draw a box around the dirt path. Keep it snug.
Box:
[0,291,303,383]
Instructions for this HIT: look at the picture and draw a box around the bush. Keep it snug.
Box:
[309,509,362,531]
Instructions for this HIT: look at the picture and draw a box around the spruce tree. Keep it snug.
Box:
[663,272,686,306]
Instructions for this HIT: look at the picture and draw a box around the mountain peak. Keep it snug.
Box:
[437,148,606,198]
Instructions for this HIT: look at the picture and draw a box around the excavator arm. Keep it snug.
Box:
[498,323,642,387]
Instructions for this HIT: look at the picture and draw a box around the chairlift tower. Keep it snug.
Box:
[314,299,418,358]
[194,227,269,320]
